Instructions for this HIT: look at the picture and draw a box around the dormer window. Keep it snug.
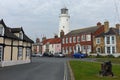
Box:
[19,31,23,39]
[0,26,4,36]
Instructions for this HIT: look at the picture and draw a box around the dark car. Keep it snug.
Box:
[73,52,87,58]
[43,52,54,57]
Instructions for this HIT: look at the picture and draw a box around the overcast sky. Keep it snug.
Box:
[0,0,120,41]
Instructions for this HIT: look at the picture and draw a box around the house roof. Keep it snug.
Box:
[42,38,61,45]
[4,27,21,40]
[65,26,99,36]
[0,19,34,43]
[11,27,24,33]
[11,27,34,43]
[96,28,119,37]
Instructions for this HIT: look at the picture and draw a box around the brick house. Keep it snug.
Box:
[61,22,108,56]
[94,23,120,57]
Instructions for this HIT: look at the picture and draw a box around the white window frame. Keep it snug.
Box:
[96,38,101,44]
[96,47,101,53]
[19,31,23,39]
[107,47,110,54]
[0,46,3,62]
[18,47,23,60]
[81,35,86,41]
[69,37,72,43]
[111,36,115,44]
[66,37,68,43]
[86,34,91,41]
[26,48,30,57]
[106,36,110,44]
[0,26,4,36]
[77,36,80,42]
[73,37,76,43]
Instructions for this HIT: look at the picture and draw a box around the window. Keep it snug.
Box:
[69,47,72,52]
[69,37,72,43]
[19,31,23,39]
[26,48,30,57]
[97,48,101,53]
[107,47,110,54]
[112,36,115,44]
[106,36,110,44]
[86,35,91,41]
[0,27,4,36]
[112,46,115,53]
[0,46,3,62]
[57,45,59,47]
[66,37,68,43]
[81,35,86,41]
[73,37,76,43]
[77,36,80,42]
[96,38,101,44]
[18,47,23,60]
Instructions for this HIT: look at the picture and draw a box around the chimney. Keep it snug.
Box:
[116,24,120,29]
[104,21,109,33]
[36,38,40,43]
[42,37,46,41]
[60,30,64,38]
[97,22,102,27]
[54,34,58,38]
[116,24,120,35]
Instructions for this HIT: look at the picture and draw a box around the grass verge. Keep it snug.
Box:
[69,60,120,80]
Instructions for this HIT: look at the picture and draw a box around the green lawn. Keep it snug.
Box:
[70,60,120,80]
[95,58,120,64]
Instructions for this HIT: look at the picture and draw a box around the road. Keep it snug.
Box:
[0,57,94,80]
[0,57,70,80]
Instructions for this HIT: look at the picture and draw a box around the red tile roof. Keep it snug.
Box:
[42,38,61,45]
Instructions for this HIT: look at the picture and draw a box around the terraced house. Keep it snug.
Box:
[94,23,120,57]
[0,19,34,67]
[61,21,109,56]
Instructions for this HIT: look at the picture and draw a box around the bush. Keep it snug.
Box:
[106,55,115,58]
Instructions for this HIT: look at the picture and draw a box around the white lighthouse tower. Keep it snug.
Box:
[58,7,70,37]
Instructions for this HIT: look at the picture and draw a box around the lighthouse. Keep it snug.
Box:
[58,7,70,37]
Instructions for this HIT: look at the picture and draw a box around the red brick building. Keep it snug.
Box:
[61,22,107,56]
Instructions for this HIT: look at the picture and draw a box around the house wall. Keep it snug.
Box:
[4,46,11,61]
[55,43,61,53]
[12,47,18,60]
[0,37,4,43]
[93,37,104,53]
[116,35,120,53]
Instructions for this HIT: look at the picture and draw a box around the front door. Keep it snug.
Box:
[76,44,81,53]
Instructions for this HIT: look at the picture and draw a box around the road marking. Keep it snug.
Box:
[64,62,67,80]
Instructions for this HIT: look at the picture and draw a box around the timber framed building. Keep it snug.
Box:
[0,19,34,67]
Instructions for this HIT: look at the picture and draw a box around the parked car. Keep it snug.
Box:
[43,52,54,57]
[31,53,43,57]
[54,52,65,58]
[73,52,87,58]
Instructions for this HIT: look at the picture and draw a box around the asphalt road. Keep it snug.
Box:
[0,57,70,80]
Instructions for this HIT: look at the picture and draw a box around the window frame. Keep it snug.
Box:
[18,47,23,60]
[0,26,4,36]
[0,46,3,62]
[96,38,101,44]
